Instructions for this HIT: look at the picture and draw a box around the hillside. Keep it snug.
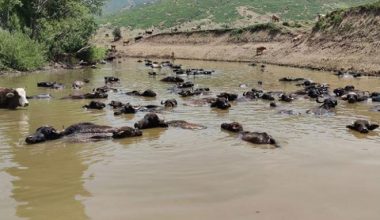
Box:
[103,0,156,14]
[104,1,380,75]
[100,0,379,29]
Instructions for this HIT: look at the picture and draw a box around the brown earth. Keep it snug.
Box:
[96,8,380,76]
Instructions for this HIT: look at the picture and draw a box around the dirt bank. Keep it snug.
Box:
[105,7,380,76]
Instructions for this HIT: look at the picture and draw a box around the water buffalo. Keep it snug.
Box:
[161,76,184,83]
[347,120,379,134]
[221,122,243,133]
[0,88,29,109]
[161,99,178,107]
[240,131,279,148]
[126,90,157,97]
[134,113,168,129]
[341,92,369,104]
[279,93,295,102]
[114,103,138,115]
[217,93,238,101]
[93,86,118,93]
[109,100,125,109]
[221,122,279,148]
[25,123,142,144]
[37,82,64,89]
[306,98,338,115]
[333,85,355,97]
[210,97,231,110]
[63,91,108,99]
[370,92,380,102]
[104,77,120,84]
[167,120,207,130]
[178,88,210,97]
[83,101,106,110]
[177,82,194,89]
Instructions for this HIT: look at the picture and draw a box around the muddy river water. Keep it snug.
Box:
[0,59,380,220]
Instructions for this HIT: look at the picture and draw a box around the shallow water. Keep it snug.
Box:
[0,59,380,220]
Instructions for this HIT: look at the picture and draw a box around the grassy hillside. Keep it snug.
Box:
[100,0,379,29]
[103,0,156,14]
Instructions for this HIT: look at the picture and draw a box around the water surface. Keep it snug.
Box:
[1,59,380,220]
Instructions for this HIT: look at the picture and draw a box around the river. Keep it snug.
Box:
[0,59,379,220]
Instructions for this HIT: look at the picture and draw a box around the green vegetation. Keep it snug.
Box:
[313,0,380,31]
[0,29,45,71]
[0,0,107,71]
[231,23,282,36]
[101,0,379,29]
[77,46,107,64]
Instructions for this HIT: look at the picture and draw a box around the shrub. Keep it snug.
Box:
[76,46,106,63]
[0,29,46,71]
[112,27,122,41]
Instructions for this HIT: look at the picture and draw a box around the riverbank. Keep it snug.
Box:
[113,28,380,76]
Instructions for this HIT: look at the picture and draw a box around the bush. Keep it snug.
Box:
[76,46,106,63]
[112,27,122,41]
[0,30,46,71]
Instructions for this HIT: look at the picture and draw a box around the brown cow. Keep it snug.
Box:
[272,15,280,22]
[256,46,267,56]
[110,45,117,52]
[0,88,29,109]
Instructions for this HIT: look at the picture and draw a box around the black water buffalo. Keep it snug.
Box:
[109,100,125,109]
[341,92,369,104]
[221,122,279,148]
[83,101,106,110]
[307,98,338,115]
[25,123,142,144]
[114,103,138,115]
[134,113,168,129]
[178,88,210,97]
[221,122,243,133]
[126,90,157,97]
[333,85,355,97]
[0,88,29,109]
[104,76,120,84]
[37,82,64,89]
[217,93,238,101]
[210,97,231,110]
[279,93,295,102]
[64,91,108,99]
[161,99,178,107]
[177,82,194,88]
[347,120,379,134]
[240,131,279,148]
[93,86,118,93]
[161,76,184,83]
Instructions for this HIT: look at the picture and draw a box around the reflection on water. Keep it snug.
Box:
[0,59,380,220]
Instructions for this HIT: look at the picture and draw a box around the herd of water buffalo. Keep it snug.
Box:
[1,59,379,147]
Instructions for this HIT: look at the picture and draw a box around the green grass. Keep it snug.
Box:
[313,0,380,31]
[100,0,379,29]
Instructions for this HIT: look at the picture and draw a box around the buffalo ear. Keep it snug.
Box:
[6,92,15,98]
